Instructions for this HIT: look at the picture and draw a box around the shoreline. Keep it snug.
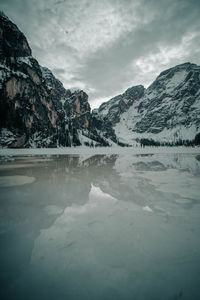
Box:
[0,146,200,156]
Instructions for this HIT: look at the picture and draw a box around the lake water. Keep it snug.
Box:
[0,153,200,300]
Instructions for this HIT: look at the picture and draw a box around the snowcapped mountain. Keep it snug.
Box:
[1,12,200,148]
[98,62,200,145]
[0,12,116,148]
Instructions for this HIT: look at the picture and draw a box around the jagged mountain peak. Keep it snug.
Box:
[158,62,199,78]
[0,12,31,59]
[113,62,200,145]
[0,11,9,20]
[146,62,200,98]
[98,85,145,123]
[0,13,117,148]
[148,62,200,93]
[122,85,145,101]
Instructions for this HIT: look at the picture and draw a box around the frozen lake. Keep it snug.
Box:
[0,152,200,300]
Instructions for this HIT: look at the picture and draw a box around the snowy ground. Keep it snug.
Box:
[0,152,200,299]
[0,145,200,156]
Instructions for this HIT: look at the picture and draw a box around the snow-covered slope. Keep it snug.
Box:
[98,85,145,123]
[113,63,200,145]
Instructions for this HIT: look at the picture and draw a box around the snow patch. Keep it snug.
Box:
[143,206,153,212]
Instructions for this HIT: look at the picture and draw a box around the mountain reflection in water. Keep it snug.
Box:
[0,153,200,300]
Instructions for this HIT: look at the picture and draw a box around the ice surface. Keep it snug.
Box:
[0,152,200,299]
[0,175,35,187]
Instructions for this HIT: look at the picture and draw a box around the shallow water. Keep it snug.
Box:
[0,153,200,300]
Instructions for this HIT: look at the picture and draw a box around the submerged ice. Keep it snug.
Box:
[0,152,200,300]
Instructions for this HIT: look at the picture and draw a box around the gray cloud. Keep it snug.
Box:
[1,0,200,108]
[52,68,67,75]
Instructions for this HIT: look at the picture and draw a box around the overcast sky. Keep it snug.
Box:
[1,0,200,108]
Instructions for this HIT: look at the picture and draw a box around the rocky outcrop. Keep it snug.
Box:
[0,12,31,58]
[134,63,200,135]
[98,85,145,124]
[0,12,116,148]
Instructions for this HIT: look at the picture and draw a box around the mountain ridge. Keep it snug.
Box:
[0,12,117,148]
[0,12,200,148]
[98,62,200,146]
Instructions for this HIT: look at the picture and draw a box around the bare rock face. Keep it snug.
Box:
[64,90,90,121]
[133,63,200,134]
[98,85,145,124]
[0,12,31,58]
[0,12,116,147]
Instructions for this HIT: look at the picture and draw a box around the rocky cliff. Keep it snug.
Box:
[99,62,200,145]
[0,12,116,148]
[98,85,145,124]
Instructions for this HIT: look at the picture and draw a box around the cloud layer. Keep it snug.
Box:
[1,0,200,108]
